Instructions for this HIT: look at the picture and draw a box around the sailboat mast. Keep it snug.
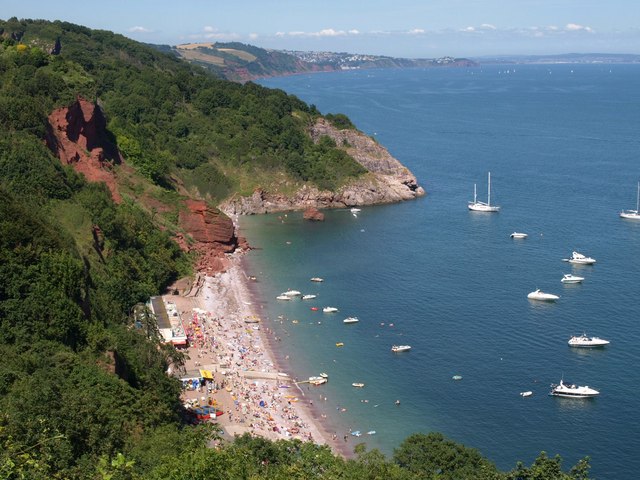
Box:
[474,183,477,204]
[488,172,491,206]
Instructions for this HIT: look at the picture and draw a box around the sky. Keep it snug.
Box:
[4,1,640,57]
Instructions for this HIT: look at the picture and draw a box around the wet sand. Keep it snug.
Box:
[170,251,351,456]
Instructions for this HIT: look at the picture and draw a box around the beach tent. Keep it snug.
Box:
[199,369,214,380]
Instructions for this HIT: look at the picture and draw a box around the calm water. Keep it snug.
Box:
[244,65,640,478]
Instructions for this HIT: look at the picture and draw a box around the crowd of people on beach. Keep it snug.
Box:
[176,271,325,445]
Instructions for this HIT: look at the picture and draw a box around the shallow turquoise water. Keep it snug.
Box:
[246,65,640,478]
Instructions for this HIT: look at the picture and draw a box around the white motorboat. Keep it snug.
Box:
[620,181,640,220]
[549,379,599,398]
[563,251,596,264]
[323,307,338,313]
[310,277,324,282]
[302,294,317,300]
[468,172,500,212]
[350,208,362,213]
[520,391,533,397]
[391,345,411,353]
[561,274,584,284]
[510,232,528,239]
[568,334,610,348]
[282,289,302,296]
[343,317,359,324]
[352,382,365,388]
[527,289,559,301]
[276,295,291,300]
[308,376,327,386]
[319,373,329,379]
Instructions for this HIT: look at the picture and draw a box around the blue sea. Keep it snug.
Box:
[243,64,640,478]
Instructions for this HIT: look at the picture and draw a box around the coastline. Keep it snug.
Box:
[171,248,351,457]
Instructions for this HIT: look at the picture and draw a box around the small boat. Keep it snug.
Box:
[319,373,329,379]
[452,375,463,381]
[367,430,376,435]
[302,294,317,300]
[350,208,362,213]
[561,274,584,284]
[563,251,596,265]
[343,317,359,324]
[568,334,610,348]
[527,289,559,301]
[243,317,260,323]
[351,430,362,437]
[352,382,365,388]
[468,172,500,212]
[310,307,319,311]
[510,232,528,239]
[276,295,291,300]
[283,289,302,296]
[308,376,327,386]
[310,277,324,282]
[335,342,344,347]
[323,307,338,313]
[520,391,533,397]
[620,181,640,220]
[549,379,599,398]
[391,345,411,353]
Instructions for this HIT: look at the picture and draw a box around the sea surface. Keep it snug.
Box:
[241,64,640,478]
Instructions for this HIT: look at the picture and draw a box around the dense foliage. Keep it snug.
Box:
[0,17,366,199]
[0,17,590,479]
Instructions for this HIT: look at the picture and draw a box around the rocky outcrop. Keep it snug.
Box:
[178,199,244,273]
[303,207,325,221]
[221,118,424,215]
[46,97,123,202]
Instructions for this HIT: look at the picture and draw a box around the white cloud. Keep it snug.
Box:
[249,33,258,40]
[316,28,346,37]
[275,28,363,38]
[348,29,360,35]
[461,26,476,32]
[408,28,425,35]
[129,26,151,33]
[203,25,216,33]
[565,23,594,33]
[204,32,240,40]
[480,24,497,30]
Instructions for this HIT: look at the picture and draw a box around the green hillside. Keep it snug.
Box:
[0,17,590,479]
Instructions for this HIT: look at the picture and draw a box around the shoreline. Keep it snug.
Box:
[170,249,351,457]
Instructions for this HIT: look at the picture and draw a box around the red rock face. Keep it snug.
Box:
[179,199,240,272]
[303,207,325,221]
[46,97,123,202]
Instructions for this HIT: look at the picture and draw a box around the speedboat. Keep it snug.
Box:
[323,307,338,313]
[350,208,362,213]
[510,232,528,239]
[343,317,359,324]
[520,391,533,397]
[549,379,599,398]
[319,373,329,379]
[302,294,317,300]
[563,251,596,264]
[561,274,584,284]
[276,295,291,300]
[391,345,411,353]
[283,289,302,296]
[568,334,610,348]
[308,376,327,386]
[352,382,365,388]
[527,289,559,301]
[310,277,324,282]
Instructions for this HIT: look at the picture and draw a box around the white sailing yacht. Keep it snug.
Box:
[620,181,640,220]
[468,172,500,212]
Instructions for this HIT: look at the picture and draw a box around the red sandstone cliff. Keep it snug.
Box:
[47,98,123,202]
[45,98,242,273]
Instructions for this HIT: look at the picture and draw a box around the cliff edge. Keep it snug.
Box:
[220,118,425,215]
